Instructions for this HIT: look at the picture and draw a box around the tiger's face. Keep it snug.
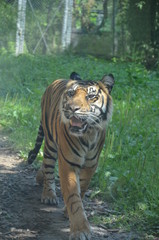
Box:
[61,74,114,136]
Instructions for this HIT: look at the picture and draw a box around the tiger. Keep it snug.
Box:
[28,72,114,240]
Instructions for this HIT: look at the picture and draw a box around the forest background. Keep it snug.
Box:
[0,0,159,239]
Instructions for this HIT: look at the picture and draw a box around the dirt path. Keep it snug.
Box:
[0,130,142,240]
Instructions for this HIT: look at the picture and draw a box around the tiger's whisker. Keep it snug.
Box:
[87,116,103,129]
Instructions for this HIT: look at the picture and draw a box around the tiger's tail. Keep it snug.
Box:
[28,122,44,164]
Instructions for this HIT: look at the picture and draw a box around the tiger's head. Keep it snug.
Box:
[61,72,114,136]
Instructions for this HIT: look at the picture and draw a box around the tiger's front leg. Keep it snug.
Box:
[58,154,91,240]
[41,143,58,205]
[80,165,97,199]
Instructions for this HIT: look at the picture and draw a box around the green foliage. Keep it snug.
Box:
[1,0,159,68]
[0,54,159,237]
[92,61,159,236]
[0,2,17,54]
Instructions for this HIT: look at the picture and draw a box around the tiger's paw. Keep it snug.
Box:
[70,220,91,240]
[41,187,58,205]
[69,231,91,240]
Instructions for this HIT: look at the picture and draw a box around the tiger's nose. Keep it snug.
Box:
[69,105,80,112]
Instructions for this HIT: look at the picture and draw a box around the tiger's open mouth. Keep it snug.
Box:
[69,116,88,134]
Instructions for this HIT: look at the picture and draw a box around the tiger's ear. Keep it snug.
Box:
[101,74,115,94]
[70,72,82,80]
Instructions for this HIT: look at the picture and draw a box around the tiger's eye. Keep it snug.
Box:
[88,94,96,100]
[67,89,75,97]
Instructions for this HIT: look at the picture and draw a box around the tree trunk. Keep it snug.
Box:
[150,0,156,47]
[16,0,27,55]
[96,0,108,32]
[61,0,73,49]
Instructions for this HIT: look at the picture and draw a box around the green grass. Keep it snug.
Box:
[0,54,159,238]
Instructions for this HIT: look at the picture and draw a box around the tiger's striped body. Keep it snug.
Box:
[28,73,114,240]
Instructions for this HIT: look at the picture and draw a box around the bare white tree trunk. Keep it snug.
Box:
[61,0,73,49]
[16,0,27,55]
